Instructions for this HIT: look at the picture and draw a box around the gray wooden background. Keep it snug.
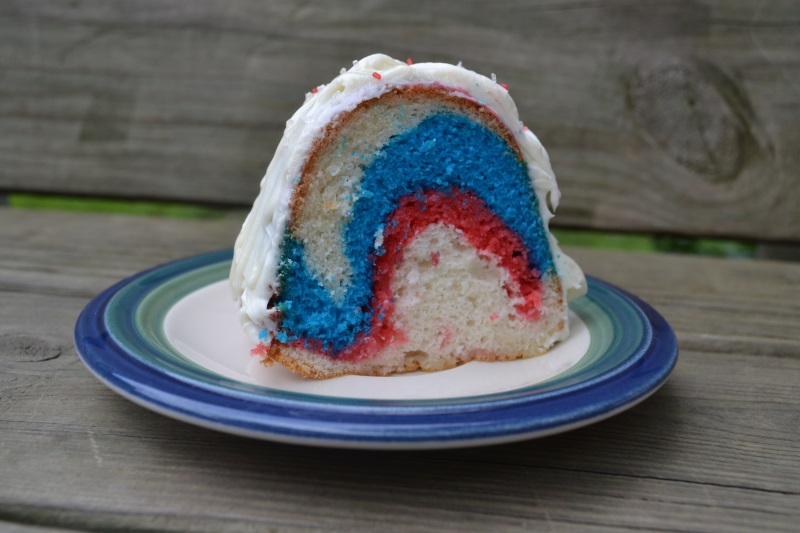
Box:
[2,0,799,241]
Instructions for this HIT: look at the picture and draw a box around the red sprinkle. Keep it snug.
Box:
[372,72,382,80]
[406,58,414,65]
[439,327,453,348]
[311,87,318,94]
[499,83,509,91]
[430,251,440,266]
[251,342,269,357]
[523,126,530,132]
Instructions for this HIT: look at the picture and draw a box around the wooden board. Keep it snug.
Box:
[1,1,799,241]
[1,208,798,531]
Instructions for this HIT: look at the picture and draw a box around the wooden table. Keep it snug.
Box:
[2,207,798,532]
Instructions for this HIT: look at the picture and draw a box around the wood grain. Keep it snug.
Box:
[1,1,799,241]
[1,208,798,531]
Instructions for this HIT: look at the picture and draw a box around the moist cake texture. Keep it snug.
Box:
[231,54,586,378]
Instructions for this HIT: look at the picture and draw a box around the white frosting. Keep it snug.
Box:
[230,54,586,341]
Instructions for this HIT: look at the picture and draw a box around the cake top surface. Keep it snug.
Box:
[231,53,585,341]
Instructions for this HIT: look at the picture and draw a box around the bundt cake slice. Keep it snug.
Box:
[231,54,585,378]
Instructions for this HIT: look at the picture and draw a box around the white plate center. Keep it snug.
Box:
[164,280,590,400]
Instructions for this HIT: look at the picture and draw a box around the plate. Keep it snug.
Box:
[75,250,678,449]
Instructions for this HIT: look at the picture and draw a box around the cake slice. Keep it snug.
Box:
[231,54,586,378]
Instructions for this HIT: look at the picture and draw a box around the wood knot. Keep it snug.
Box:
[627,57,750,182]
[0,334,62,362]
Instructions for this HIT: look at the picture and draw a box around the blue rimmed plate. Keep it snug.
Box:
[74,250,677,449]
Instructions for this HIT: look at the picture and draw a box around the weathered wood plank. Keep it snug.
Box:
[1,1,799,241]
[0,522,75,533]
[0,208,798,531]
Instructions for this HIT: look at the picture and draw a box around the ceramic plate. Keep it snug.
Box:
[75,250,677,449]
